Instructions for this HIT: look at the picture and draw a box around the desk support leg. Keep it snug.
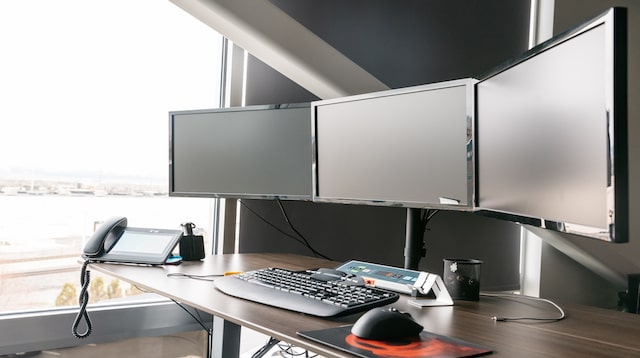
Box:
[211,316,241,358]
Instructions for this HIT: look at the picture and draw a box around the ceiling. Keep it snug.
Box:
[169,0,389,99]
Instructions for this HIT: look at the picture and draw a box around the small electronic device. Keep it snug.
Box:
[335,260,453,307]
[82,216,183,265]
[335,260,422,294]
[351,307,423,340]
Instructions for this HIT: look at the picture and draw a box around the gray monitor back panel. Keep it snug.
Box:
[169,104,312,200]
[312,79,476,210]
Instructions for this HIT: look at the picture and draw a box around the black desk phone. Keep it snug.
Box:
[74,217,183,339]
[82,216,128,258]
[74,216,128,339]
[81,216,183,265]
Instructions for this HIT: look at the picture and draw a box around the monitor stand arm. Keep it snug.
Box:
[404,208,426,270]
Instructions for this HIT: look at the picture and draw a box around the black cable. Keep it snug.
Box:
[252,337,318,358]
[276,341,318,357]
[239,200,332,261]
[239,200,306,245]
[170,298,213,358]
[170,298,210,331]
[252,337,281,358]
[72,260,93,339]
[421,209,440,233]
[276,200,332,260]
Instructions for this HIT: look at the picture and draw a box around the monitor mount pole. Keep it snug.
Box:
[404,208,426,270]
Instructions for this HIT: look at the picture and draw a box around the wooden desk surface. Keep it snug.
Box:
[91,253,640,357]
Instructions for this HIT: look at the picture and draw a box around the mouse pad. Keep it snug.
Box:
[298,325,492,358]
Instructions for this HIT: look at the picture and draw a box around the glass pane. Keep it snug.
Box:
[0,0,222,312]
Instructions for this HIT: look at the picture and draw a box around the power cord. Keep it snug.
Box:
[421,209,440,233]
[275,341,319,357]
[72,260,93,338]
[276,200,332,260]
[482,292,566,322]
[251,337,318,358]
[166,272,224,281]
[170,298,213,358]
[252,337,280,358]
[240,200,302,243]
[239,200,332,261]
[171,298,210,331]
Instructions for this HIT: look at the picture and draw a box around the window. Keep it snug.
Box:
[0,0,221,315]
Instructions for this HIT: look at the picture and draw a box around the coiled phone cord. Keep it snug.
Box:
[72,260,93,338]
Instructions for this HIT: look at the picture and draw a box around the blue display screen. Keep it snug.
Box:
[337,260,420,285]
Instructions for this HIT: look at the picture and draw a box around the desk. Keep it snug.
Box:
[91,253,640,357]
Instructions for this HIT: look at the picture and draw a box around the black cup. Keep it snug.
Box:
[443,258,482,301]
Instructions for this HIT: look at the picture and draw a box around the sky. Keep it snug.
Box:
[0,0,221,183]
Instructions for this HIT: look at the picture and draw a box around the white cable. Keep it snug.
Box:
[482,292,566,322]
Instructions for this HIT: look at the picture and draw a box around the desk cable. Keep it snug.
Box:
[239,199,332,261]
[252,336,319,358]
[421,209,440,233]
[482,292,566,322]
[169,283,317,358]
[133,278,215,358]
[169,297,213,358]
[166,272,224,281]
[72,259,93,339]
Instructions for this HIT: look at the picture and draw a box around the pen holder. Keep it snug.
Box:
[179,234,205,261]
[443,258,482,301]
[179,222,205,261]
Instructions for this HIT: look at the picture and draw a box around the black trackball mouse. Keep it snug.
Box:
[351,307,423,340]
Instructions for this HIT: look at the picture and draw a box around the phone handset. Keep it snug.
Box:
[74,216,128,339]
[82,216,127,258]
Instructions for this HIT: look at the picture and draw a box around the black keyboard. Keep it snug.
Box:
[214,267,400,317]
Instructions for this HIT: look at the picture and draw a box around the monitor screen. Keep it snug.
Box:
[169,103,313,199]
[476,7,627,242]
[313,79,476,210]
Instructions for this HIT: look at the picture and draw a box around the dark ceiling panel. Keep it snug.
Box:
[269,0,531,88]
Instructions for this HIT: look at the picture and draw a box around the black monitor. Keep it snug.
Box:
[476,7,627,242]
[169,103,313,200]
[312,79,476,210]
